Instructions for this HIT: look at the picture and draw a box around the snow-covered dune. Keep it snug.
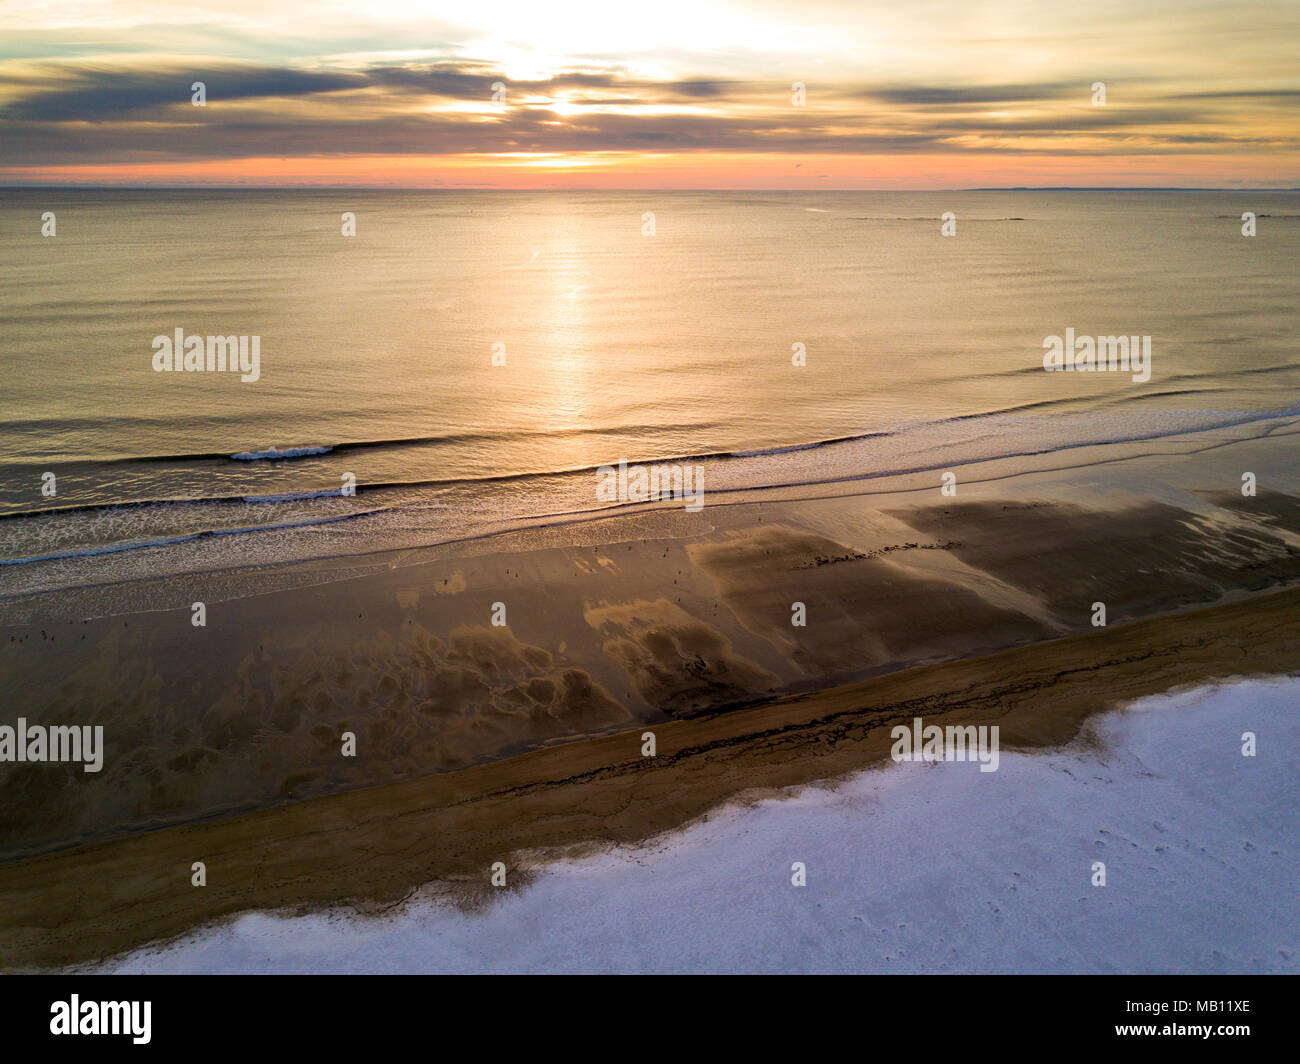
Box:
[101,677,1299,974]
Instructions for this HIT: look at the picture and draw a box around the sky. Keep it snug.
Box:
[1,0,1298,188]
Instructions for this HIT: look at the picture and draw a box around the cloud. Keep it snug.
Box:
[2,63,366,121]
[0,57,1296,170]
[858,82,1081,106]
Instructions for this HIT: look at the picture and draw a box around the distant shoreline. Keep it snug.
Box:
[3,185,1299,192]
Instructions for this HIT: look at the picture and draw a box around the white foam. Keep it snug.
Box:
[99,676,1300,974]
[230,446,333,461]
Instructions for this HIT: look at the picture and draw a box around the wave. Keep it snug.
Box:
[847,216,1026,221]
[231,446,333,461]
[0,421,725,470]
[727,431,892,457]
[9,377,1294,488]
[0,508,390,568]
[241,488,350,502]
[3,403,1297,526]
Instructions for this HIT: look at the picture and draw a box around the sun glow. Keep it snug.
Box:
[3,1,1299,187]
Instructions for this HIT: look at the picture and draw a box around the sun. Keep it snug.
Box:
[549,97,582,118]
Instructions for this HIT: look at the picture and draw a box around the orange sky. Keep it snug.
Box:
[2,1,1297,187]
[9,152,1299,190]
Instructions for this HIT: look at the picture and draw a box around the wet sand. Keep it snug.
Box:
[2,585,1299,970]
[2,426,1300,968]
[6,481,1300,860]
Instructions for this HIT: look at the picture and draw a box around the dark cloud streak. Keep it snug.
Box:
[1,59,1294,167]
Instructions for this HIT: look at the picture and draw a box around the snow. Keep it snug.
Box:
[100,676,1300,973]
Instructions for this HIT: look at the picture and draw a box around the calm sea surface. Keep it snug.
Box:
[1,189,1297,595]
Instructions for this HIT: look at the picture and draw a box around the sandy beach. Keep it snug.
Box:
[94,676,1300,974]
[4,422,1300,860]
[2,419,1299,969]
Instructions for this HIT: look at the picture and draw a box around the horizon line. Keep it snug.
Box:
[3,183,1299,193]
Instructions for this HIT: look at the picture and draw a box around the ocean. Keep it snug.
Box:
[2,189,1298,597]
